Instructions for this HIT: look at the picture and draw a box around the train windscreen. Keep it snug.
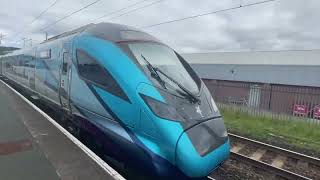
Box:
[128,42,200,95]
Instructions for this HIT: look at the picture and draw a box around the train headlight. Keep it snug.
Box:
[140,94,183,121]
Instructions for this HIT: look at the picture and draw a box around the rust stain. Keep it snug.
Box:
[0,139,33,155]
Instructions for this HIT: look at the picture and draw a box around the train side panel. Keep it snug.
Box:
[1,37,73,109]
[2,50,35,91]
[35,42,61,105]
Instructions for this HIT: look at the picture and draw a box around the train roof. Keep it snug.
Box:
[1,23,161,58]
[46,22,160,43]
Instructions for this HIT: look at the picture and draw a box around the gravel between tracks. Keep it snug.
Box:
[283,157,320,180]
[260,150,277,164]
[210,158,288,180]
[237,143,255,156]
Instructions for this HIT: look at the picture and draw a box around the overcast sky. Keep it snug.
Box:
[0,0,319,53]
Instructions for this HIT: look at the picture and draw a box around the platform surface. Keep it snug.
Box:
[0,80,117,180]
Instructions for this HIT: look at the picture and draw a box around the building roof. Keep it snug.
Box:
[190,64,320,87]
[182,50,320,66]
[182,50,320,87]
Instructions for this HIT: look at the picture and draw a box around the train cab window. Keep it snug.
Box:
[76,49,129,102]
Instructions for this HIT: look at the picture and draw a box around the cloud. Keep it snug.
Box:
[1,0,320,52]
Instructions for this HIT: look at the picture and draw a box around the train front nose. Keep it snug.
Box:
[175,117,230,178]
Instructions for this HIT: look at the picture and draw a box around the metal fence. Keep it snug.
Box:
[204,80,320,125]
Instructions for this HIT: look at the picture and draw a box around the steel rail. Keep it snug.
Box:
[207,176,215,180]
[228,133,320,167]
[230,152,312,180]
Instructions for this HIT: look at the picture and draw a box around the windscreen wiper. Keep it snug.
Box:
[141,54,200,104]
[155,68,201,104]
[141,54,167,89]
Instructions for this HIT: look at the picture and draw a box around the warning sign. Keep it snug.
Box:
[313,106,320,118]
[293,104,308,116]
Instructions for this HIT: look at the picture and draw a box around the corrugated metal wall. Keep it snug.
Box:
[191,64,320,87]
[182,50,320,65]
[204,79,320,121]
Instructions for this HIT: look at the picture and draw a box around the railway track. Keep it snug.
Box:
[227,133,320,180]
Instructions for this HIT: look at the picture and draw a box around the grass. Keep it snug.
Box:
[220,107,320,154]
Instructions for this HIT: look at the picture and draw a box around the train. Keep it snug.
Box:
[0,23,230,179]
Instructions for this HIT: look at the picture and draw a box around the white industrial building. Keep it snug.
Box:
[182,49,320,87]
[181,50,320,117]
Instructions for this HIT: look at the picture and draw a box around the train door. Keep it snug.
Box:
[29,49,36,90]
[59,43,72,112]
[0,59,2,76]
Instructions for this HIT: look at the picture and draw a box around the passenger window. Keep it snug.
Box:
[76,49,129,102]
[62,62,68,75]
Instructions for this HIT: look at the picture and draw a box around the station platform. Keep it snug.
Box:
[0,79,124,180]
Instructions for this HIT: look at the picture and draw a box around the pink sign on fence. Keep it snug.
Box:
[313,106,320,118]
[293,104,308,116]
